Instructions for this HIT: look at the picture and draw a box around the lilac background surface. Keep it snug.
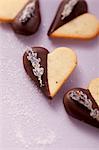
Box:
[0,0,99,150]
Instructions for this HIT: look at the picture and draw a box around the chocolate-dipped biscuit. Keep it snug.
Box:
[63,88,99,128]
[23,47,77,98]
[48,0,88,35]
[11,0,41,35]
[23,47,51,98]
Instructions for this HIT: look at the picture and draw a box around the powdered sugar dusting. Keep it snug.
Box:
[34,129,56,145]
[1,41,56,148]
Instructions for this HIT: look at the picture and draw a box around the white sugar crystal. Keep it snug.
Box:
[61,0,79,20]
[27,47,44,87]
[20,0,36,23]
[90,109,99,121]
[70,90,99,121]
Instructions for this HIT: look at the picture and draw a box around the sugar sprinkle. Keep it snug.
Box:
[61,0,79,20]
[20,0,36,24]
[69,90,99,121]
[26,47,44,87]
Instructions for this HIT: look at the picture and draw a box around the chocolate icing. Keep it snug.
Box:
[48,0,88,35]
[11,0,41,35]
[23,47,51,98]
[63,88,99,128]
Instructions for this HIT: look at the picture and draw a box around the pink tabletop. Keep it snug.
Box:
[0,0,99,150]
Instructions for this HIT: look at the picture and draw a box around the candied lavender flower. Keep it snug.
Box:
[26,47,44,87]
[69,90,99,122]
[69,90,80,101]
[90,109,99,121]
[61,0,79,20]
[20,1,36,24]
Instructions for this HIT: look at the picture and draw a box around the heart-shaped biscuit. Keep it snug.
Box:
[63,78,99,128]
[48,0,99,39]
[48,0,88,35]
[23,47,77,98]
[0,0,41,35]
[11,0,41,35]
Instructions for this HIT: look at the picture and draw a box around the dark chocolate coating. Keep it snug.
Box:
[23,47,51,98]
[48,0,88,35]
[11,0,41,35]
[63,88,99,128]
